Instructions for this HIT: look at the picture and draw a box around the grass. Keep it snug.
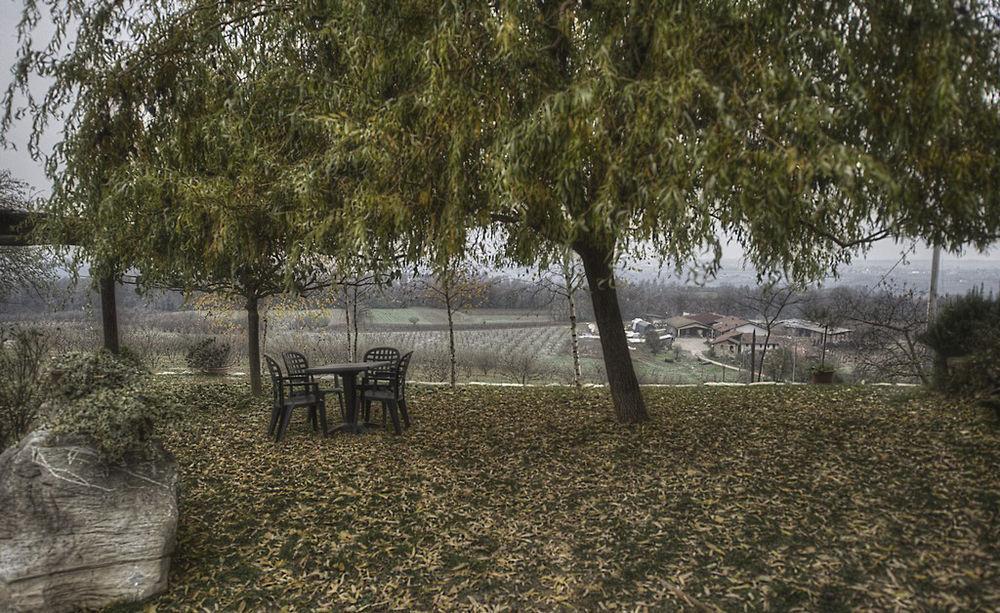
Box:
[127,380,999,611]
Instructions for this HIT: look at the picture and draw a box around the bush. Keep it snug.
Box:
[946,330,1000,418]
[644,329,663,353]
[39,351,178,463]
[185,337,232,371]
[0,327,49,451]
[920,292,1000,364]
[921,292,1000,406]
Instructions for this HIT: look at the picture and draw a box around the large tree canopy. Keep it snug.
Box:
[6,1,1000,420]
[307,0,1000,421]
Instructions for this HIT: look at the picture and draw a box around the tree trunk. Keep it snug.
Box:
[247,295,262,395]
[445,294,457,388]
[576,244,648,423]
[757,330,771,382]
[352,286,360,361]
[750,330,757,383]
[568,290,581,389]
[927,244,941,322]
[344,292,353,361]
[99,275,119,354]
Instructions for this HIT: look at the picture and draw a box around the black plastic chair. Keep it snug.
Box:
[360,346,401,391]
[283,351,345,419]
[264,355,327,441]
[362,351,413,434]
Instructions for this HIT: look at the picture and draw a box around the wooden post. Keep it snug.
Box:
[99,275,120,354]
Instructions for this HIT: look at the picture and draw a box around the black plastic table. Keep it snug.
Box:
[305,361,392,434]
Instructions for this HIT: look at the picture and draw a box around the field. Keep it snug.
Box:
[3,307,732,385]
[126,380,999,610]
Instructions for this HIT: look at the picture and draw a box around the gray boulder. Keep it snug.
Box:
[0,430,178,612]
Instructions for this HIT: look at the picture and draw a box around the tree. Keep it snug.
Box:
[5,11,337,394]
[536,250,586,387]
[0,171,53,299]
[500,349,544,386]
[312,2,1000,422]
[9,2,1000,421]
[415,262,490,387]
[644,329,664,354]
[830,285,931,384]
[741,284,800,382]
[334,271,385,362]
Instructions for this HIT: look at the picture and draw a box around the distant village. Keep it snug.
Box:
[606,313,853,357]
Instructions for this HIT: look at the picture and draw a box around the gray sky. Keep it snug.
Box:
[1,9,996,266]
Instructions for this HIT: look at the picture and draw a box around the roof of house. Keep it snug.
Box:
[686,313,724,326]
[778,319,852,335]
[712,316,750,333]
[710,331,784,346]
[665,315,712,330]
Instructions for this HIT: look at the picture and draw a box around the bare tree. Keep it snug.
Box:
[415,261,490,387]
[536,250,586,387]
[470,349,500,378]
[500,349,544,385]
[832,284,931,384]
[741,284,800,382]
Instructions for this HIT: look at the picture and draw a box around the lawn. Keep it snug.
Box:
[135,381,998,610]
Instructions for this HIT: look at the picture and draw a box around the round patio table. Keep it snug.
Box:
[305,361,393,434]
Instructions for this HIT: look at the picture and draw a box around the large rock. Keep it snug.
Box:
[0,430,178,612]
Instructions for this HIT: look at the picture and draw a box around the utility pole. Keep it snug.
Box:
[927,244,941,322]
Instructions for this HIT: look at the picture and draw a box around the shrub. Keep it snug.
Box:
[947,329,1000,418]
[0,327,49,451]
[920,292,1000,402]
[644,329,663,353]
[920,291,1000,365]
[185,337,232,371]
[39,351,178,463]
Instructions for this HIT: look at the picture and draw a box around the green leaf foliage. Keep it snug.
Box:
[40,351,178,463]
[8,2,999,279]
[920,290,1000,361]
[184,337,232,371]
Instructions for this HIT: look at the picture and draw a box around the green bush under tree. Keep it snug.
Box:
[920,291,1000,416]
[40,351,178,463]
[185,337,232,372]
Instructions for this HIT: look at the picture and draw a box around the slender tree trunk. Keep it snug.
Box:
[568,289,581,388]
[445,293,456,387]
[927,244,941,322]
[576,244,648,423]
[757,330,771,382]
[750,330,757,383]
[247,295,262,395]
[352,285,360,360]
[344,292,352,361]
[99,275,119,354]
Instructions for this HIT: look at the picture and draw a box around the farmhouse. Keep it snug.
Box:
[709,330,781,355]
[710,316,767,338]
[776,319,852,344]
[664,315,714,338]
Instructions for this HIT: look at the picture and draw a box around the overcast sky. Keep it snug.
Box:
[1,8,996,266]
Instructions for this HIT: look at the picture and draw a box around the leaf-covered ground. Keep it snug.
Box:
[130,381,998,611]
